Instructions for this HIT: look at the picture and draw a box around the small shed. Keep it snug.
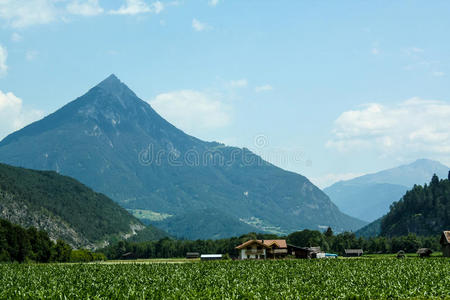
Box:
[200,254,223,261]
[186,252,200,259]
[416,248,433,258]
[440,231,450,257]
[344,249,363,257]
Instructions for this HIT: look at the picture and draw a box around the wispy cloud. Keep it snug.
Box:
[432,71,445,77]
[11,32,22,42]
[192,18,211,31]
[208,0,220,6]
[255,84,273,92]
[230,79,248,88]
[0,46,7,77]
[67,0,104,16]
[109,0,164,15]
[0,0,59,28]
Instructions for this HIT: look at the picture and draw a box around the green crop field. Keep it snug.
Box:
[0,259,449,299]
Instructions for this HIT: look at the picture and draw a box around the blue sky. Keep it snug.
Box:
[0,0,450,187]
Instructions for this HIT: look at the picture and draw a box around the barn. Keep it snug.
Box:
[440,231,450,257]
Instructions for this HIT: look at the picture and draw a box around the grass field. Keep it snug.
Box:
[1,258,449,299]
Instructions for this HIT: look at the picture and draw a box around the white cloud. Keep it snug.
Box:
[255,84,273,92]
[0,45,7,77]
[208,0,219,6]
[311,172,366,189]
[192,18,210,31]
[110,0,164,15]
[0,90,45,139]
[67,0,104,16]
[230,79,248,88]
[371,48,379,55]
[11,32,23,42]
[0,0,59,28]
[149,90,231,134]
[327,98,450,159]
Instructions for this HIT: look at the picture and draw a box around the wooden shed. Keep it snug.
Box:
[416,248,433,258]
[440,231,450,257]
[344,249,363,257]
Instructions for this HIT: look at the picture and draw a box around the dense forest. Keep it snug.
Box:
[0,218,104,263]
[381,173,450,236]
[0,163,166,248]
[100,228,441,260]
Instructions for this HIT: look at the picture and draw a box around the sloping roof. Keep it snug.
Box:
[440,231,450,245]
[235,239,287,249]
[344,249,363,254]
[235,240,269,249]
[263,240,287,248]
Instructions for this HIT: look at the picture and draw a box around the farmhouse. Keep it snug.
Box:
[416,248,433,258]
[235,240,288,259]
[344,249,363,257]
[440,231,450,257]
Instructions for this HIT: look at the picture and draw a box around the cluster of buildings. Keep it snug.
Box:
[234,239,345,260]
[187,230,450,261]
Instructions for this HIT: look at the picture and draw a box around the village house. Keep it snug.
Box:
[440,231,450,257]
[235,240,288,259]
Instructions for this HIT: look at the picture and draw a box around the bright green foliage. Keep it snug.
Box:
[0,259,449,299]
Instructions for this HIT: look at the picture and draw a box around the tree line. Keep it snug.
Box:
[100,228,441,260]
[381,172,450,236]
[0,218,105,263]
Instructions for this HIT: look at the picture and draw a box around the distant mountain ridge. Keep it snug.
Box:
[324,159,449,222]
[0,163,166,248]
[0,75,366,239]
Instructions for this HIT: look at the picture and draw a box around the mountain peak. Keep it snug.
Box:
[94,74,135,98]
